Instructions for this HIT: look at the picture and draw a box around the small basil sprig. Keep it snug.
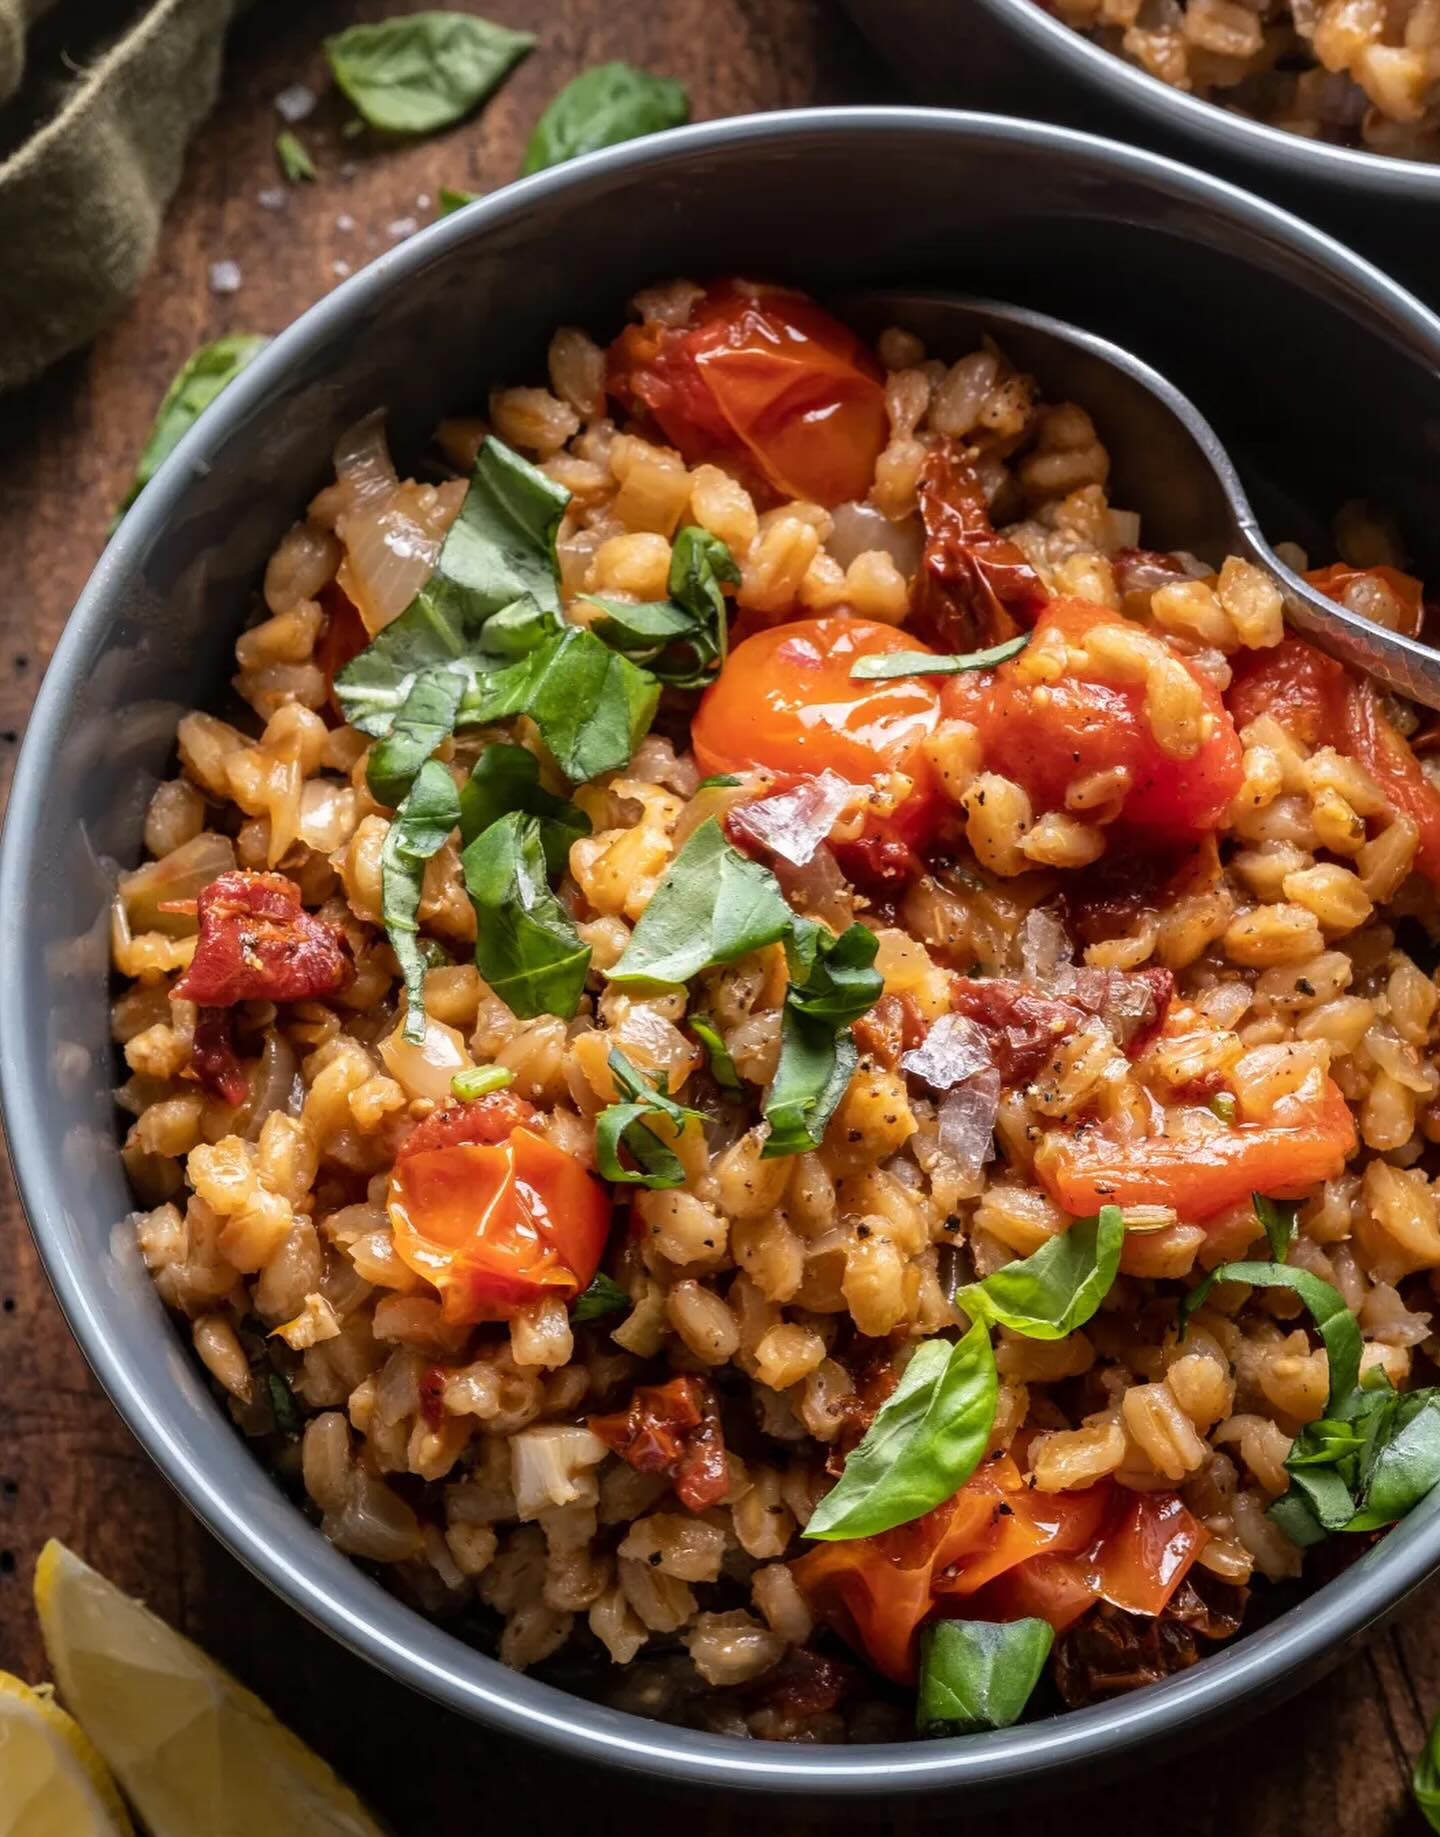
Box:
[850,633,1030,682]
[276,130,316,182]
[955,1205,1124,1341]
[113,334,268,525]
[805,1322,997,1541]
[583,525,738,688]
[594,1049,705,1189]
[326,12,535,136]
[521,61,689,175]
[689,1016,742,1093]
[458,742,590,872]
[762,922,882,1159]
[380,759,461,1040]
[1415,1704,1440,1832]
[462,811,590,1019]
[917,1619,1054,1737]
[438,185,480,214]
[572,1272,632,1322]
[1254,1192,1300,1263]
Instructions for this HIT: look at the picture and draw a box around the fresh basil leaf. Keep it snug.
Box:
[276,129,316,182]
[381,759,462,1041]
[805,1323,997,1540]
[1346,1389,1440,1530]
[572,1272,631,1323]
[917,1618,1053,1737]
[583,527,737,688]
[1181,1261,1361,1408]
[458,742,590,872]
[451,1063,514,1099]
[785,921,881,1028]
[325,11,535,136]
[461,811,590,1019]
[459,624,659,784]
[955,1205,1124,1341]
[336,437,568,739]
[114,334,269,523]
[521,61,689,176]
[438,185,480,214]
[1254,1192,1300,1264]
[697,773,741,790]
[850,634,1031,681]
[608,817,797,987]
[1415,1704,1440,1832]
[763,1011,858,1161]
[594,1048,705,1189]
[266,1370,302,1436]
[690,1015,742,1092]
[367,668,464,808]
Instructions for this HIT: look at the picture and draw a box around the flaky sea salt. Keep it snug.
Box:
[257,187,287,211]
[274,82,316,123]
[208,260,242,295]
[386,217,418,241]
[335,213,356,234]
[331,259,352,280]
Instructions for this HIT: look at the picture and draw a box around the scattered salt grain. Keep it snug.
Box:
[257,187,287,212]
[415,193,431,211]
[335,213,356,234]
[274,82,316,124]
[331,260,352,280]
[386,217,418,241]
[208,260,242,296]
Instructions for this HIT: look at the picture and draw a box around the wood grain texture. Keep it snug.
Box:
[0,5,1434,1832]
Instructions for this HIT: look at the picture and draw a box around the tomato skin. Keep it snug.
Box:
[1226,634,1346,746]
[1308,561,1426,639]
[607,281,888,508]
[388,1124,610,1326]
[315,582,369,720]
[1034,1077,1356,1220]
[692,618,945,847]
[942,600,1243,843]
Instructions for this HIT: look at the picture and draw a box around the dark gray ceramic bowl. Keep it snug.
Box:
[975,0,1440,204]
[6,107,1440,1801]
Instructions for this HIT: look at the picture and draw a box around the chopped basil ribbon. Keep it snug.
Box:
[521,61,689,175]
[762,922,883,1159]
[955,1205,1124,1341]
[696,774,741,791]
[917,1619,1054,1737]
[594,1049,706,1189]
[1415,1705,1440,1832]
[380,760,462,1041]
[571,1272,632,1323]
[583,525,738,688]
[1254,1191,1300,1264]
[113,334,269,524]
[266,1370,302,1437]
[849,633,1031,682]
[276,130,316,182]
[438,186,480,214]
[461,811,590,1020]
[451,1064,514,1099]
[458,742,590,873]
[804,1322,997,1541]
[1181,1261,1362,1405]
[367,669,463,808]
[325,12,535,136]
[690,1016,742,1092]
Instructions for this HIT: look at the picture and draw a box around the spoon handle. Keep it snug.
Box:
[1234,525,1440,717]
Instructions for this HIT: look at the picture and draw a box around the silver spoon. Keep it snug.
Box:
[844,290,1440,713]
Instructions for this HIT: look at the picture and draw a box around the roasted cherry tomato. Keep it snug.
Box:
[1034,1075,1356,1220]
[315,582,370,720]
[389,1101,610,1326]
[942,599,1243,843]
[607,281,888,508]
[1307,561,1426,639]
[692,617,944,847]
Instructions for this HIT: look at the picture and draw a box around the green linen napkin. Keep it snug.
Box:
[0,0,236,393]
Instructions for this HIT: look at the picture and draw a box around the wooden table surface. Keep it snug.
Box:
[1,4,1437,1831]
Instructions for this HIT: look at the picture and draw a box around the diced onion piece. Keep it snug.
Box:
[336,479,460,637]
[1017,906,1071,983]
[379,1015,471,1102]
[828,500,923,576]
[509,1424,609,1519]
[118,831,236,937]
[322,1468,423,1562]
[331,410,398,518]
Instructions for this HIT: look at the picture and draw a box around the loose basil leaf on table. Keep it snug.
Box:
[326,12,535,136]
[594,1049,706,1190]
[608,817,798,987]
[113,333,269,524]
[437,186,480,214]
[762,923,882,1159]
[954,1205,1124,1341]
[1415,1703,1440,1833]
[458,742,590,873]
[690,1016,742,1093]
[521,61,689,175]
[572,1272,632,1323]
[367,668,463,808]
[1254,1191,1300,1263]
[380,759,462,1041]
[805,1321,997,1541]
[916,1618,1054,1737]
[583,525,738,688]
[451,1063,514,1099]
[849,633,1030,682]
[462,811,590,1019]
[276,130,316,182]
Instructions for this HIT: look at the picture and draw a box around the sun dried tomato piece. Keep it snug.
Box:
[589,1375,729,1512]
[172,871,351,1008]
[852,993,927,1070]
[909,446,1050,652]
[950,978,1087,1086]
[191,1007,247,1106]
[396,1092,541,1161]
[831,832,922,894]
[743,1647,858,1720]
[418,1364,447,1430]
[1062,966,1174,1056]
[1051,1602,1200,1708]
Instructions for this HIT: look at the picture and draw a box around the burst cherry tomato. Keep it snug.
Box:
[692,617,944,848]
[607,281,888,508]
[942,599,1243,843]
[1307,561,1426,638]
[389,1098,610,1326]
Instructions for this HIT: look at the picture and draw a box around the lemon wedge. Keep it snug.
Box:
[0,1668,134,1836]
[35,1540,387,1837]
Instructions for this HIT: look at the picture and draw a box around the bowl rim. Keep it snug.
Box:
[973,0,1440,199]
[7,104,1440,1795]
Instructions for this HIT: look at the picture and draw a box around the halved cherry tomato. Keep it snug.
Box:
[388,1106,610,1326]
[607,281,888,508]
[1308,561,1426,639]
[1034,1076,1356,1220]
[942,600,1243,843]
[692,617,944,847]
